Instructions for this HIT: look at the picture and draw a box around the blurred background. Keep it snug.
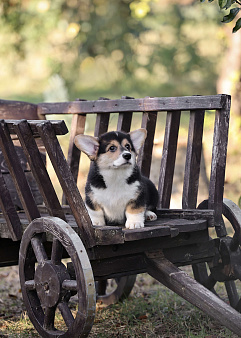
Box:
[0,0,241,205]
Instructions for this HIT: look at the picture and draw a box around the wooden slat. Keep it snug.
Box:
[14,120,66,220]
[5,120,68,136]
[94,113,110,137]
[158,111,181,208]
[0,100,39,119]
[0,121,40,222]
[67,114,86,182]
[137,111,157,178]
[209,95,231,237]
[37,95,228,116]
[182,110,205,209]
[62,114,87,205]
[123,225,178,241]
[117,112,133,132]
[116,96,134,132]
[0,171,22,241]
[36,121,95,248]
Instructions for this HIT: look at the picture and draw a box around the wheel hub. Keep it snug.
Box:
[35,261,70,308]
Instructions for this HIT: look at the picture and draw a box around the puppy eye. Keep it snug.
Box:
[125,144,131,151]
[109,145,117,152]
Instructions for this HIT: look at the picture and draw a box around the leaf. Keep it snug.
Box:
[222,7,241,23]
[224,0,236,9]
[218,0,228,9]
[233,17,241,32]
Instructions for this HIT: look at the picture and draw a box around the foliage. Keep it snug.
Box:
[201,0,241,32]
[0,1,225,100]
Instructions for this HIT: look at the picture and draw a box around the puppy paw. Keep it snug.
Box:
[145,210,157,221]
[125,220,144,229]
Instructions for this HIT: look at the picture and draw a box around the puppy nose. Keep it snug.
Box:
[122,152,131,160]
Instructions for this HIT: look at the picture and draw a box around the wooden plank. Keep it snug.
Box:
[158,111,181,208]
[209,95,231,237]
[0,100,39,119]
[36,121,95,248]
[0,171,22,241]
[116,96,134,132]
[5,120,68,136]
[67,114,86,182]
[137,111,157,178]
[0,121,40,222]
[143,218,207,233]
[62,114,86,205]
[123,225,178,241]
[94,113,110,137]
[182,110,205,209]
[92,254,146,279]
[155,208,214,226]
[37,95,229,116]
[117,112,133,132]
[94,225,124,245]
[14,120,66,220]
[146,255,241,336]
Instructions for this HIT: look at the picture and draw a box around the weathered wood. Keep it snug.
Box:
[156,208,214,227]
[0,121,40,222]
[6,120,68,136]
[0,171,22,241]
[137,111,157,178]
[146,255,241,336]
[37,94,228,116]
[0,100,39,120]
[116,96,134,132]
[63,114,86,205]
[94,113,110,137]
[14,120,66,220]
[117,112,133,132]
[209,95,231,237]
[67,114,86,182]
[36,121,95,248]
[182,110,205,209]
[158,111,181,208]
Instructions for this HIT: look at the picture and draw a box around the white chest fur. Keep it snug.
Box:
[90,167,140,223]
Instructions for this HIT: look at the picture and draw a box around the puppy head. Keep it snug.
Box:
[74,129,147,169]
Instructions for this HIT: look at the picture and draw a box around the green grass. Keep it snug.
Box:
[0,272,238,337]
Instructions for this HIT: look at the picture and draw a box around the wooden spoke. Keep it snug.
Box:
[24,280,36,291]
[31,235,48,264]
[58,301,75,329]
[62,279,78,292]
[51,238,63,265]
[43,306,56,331]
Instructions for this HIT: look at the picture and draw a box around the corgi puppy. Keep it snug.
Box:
[74,129,159,229]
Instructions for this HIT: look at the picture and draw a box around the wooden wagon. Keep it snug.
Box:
[0,94,241,337]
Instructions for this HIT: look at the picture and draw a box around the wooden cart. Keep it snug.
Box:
[0,94,241,337]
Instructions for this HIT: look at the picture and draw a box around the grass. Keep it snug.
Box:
[0,271,238,337]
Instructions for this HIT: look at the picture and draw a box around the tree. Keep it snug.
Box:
[201,0,241,32]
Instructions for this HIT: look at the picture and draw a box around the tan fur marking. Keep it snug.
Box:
[121,138,132,151]
[97,140,121,168]
[126,204,145,214]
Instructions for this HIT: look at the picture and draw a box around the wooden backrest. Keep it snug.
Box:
[0,119,95,247]
[0,94,231,245]
[38,94,231,238]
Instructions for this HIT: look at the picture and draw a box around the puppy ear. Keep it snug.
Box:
[129,128,147,154]
[74,134,99,160]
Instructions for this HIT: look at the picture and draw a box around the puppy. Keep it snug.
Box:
[74,129,159,229]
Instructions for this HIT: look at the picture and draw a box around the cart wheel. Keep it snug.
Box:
[193,199,241,311]
[96,275,136,306]
[19,217,96,338]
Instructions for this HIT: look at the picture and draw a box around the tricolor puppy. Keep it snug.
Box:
[74,129,159,229]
